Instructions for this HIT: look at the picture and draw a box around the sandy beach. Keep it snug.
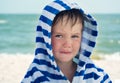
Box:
[0,53,120,83]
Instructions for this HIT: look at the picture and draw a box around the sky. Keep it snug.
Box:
[0,0,120,14]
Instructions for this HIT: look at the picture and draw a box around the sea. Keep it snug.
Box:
[0,14,120,56]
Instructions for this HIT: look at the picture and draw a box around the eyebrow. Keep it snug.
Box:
[52,31,81,35]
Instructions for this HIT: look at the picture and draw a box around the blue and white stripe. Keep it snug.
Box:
[21,0,112,83]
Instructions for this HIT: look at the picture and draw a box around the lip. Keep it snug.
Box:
[60,51,72,54]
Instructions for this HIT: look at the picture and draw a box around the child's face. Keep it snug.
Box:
[51,17,83,63]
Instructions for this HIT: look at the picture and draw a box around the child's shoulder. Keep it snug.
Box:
[83,61,112,82]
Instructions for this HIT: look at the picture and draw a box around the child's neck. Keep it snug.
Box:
[56,60,77,82]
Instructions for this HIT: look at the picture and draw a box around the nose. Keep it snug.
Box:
[63,38,72,48]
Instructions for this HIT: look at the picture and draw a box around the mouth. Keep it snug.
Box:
[60,51,72,54]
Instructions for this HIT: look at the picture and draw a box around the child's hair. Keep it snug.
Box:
[52,8,84,27]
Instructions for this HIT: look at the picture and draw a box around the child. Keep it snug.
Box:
[21,0,112,83]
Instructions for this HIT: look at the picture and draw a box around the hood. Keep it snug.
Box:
[35,0,98,68]
[22,0,102,82]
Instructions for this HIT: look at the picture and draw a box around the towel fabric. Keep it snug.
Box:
[21,0,112,83]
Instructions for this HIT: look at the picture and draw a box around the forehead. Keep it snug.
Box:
[52,17,83,33]
[52,15,83,27]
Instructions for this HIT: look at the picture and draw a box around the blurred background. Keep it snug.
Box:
[0,0,120,83]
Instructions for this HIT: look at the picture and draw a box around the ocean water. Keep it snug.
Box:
[0,14,120,55]
[93,14,120,55]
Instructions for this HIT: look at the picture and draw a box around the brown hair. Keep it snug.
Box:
[52,8,84,27]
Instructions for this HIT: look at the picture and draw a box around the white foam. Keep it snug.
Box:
[0,20,7,24]
[118,40,120,44]
[0,53,33,56]
[98,52,120,60]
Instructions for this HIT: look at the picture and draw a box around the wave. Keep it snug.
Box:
[118,40,120,44]
[0,52,120,60]
[0,53,34,56]
[109,40,120,44]
[0,20,7,24]
[97,52,120,60]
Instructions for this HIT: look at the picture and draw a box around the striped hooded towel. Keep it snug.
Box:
[21,0,112,83]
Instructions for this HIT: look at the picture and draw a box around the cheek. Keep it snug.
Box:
[73,40,81,51]
[51,38,61,51]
